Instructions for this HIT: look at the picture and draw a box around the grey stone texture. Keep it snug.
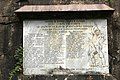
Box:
[0,0,120,80]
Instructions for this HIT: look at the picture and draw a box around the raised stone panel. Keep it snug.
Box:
[23,19,109,75]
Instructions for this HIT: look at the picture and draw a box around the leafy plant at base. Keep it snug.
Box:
[9,46,23,80]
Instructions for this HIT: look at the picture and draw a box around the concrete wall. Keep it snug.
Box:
[0,0,120,80]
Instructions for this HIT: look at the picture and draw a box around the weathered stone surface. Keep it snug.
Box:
[23,20,109,75]
[0,0,120,80]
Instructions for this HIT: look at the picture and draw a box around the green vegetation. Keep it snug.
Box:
[9,46,23,80]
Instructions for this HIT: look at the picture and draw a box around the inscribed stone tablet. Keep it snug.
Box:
[23,19,109,75]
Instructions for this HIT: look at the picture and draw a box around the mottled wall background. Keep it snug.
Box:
[0,0,120,80]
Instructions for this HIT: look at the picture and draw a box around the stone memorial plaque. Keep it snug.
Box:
[23,19,109,75]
